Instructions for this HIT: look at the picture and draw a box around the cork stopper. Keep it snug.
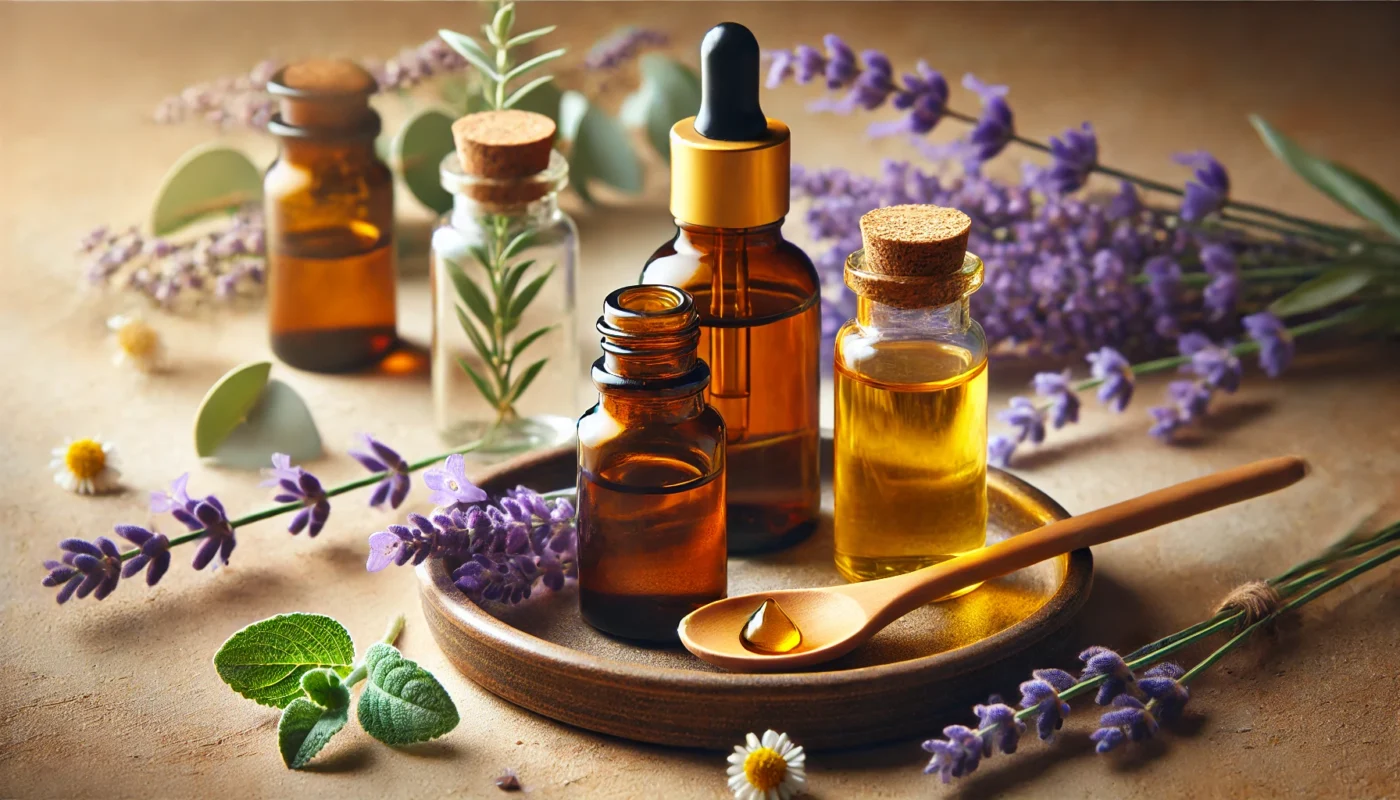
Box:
[845,205,982,308]
[453,110,556,180]
[267,59,378,131]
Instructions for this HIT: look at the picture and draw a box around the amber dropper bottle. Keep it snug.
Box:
[641,22,821,554]
[833,205,989,588]
[264,60,397,373]
[577,286,727,642]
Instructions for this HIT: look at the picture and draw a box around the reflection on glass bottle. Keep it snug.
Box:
[264,59,397,373]
[431,110,581,456]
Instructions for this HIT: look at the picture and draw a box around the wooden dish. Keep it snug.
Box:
[418,438,1091,750]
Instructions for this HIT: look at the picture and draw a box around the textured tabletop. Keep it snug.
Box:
[2,3,1398,798]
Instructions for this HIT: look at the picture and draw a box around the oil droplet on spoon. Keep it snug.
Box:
[740,597,802,654]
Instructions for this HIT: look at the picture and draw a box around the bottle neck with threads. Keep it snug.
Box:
[593,285,710,422]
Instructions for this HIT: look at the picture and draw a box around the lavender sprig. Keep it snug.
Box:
[81,209,266,306]
[39,436,483,604]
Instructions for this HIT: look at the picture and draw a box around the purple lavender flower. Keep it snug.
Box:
[1032,370,1080,429]
[151,474,236,570]
[963,74,1014,162]
[1200,244,1240,319]
[1179,332,1242,392]
[988,434,1019,469]
[1019,668,1075,741]
[1167,380,1213,420]
[1143,256,1182,310]
[1108,180,1142,220]
[261,453,330,537]
[114,525,172,587]
[42,537,123,603]
[350,434,412,509]
[922,725,985,783]
[1078,646,1136,705]
[1046,123,1098,194]
[1091,695,1159,752]
[423,454,489,510]
[584,27,668,70]
[1087,347,1134,412]
[1174,151,1230,221]
[1243,311,1294,378]
[845,50,895,111]
[998,397,1047,445]
[973,700,1025,755]
[1148,405,1186,443]
[822,34,860,89]
[869,61,948,137]
[1138,662,1190,721]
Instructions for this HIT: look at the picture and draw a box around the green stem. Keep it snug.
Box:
[120,439,486,562]
[1132,265,1333,288]
[345,614,407,686]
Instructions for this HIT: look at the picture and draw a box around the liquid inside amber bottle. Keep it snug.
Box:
[265,60,397,373]
[833,205,989,586]
[641,22,820,553]
[577,286,727,641]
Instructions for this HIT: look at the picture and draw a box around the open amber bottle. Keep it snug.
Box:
[833,205,988,586]
[577,285,727,642]
[641,22,820,554]
[264,59,397,373]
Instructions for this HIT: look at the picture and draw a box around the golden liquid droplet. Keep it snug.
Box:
[740,597,802,654]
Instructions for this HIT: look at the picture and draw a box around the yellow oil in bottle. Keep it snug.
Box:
[833,339,988,585]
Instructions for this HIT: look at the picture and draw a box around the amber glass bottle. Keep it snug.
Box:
[640,22,820,554]
[577,285,727,642]
[264,60,397,373]
[833,206,988,587]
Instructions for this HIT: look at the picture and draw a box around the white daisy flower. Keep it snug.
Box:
[726,729,807,800]
[50,437,122,495]
[108,314,165,372]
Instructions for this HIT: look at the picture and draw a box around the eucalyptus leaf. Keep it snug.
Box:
[392,108,457,215]
[194,361,271,457]
[558,90,644,200]
[438,29,500,80]
[278,697,349,770]
[151,144,264,236]
[1268,264,1376,318]
[456,305,496,362]
[356,643,460,746]
[213,613,355,708]
[511,79,563,122]
[504,75,555,110]
[445,260,496,328]
[1250,116,1400,241]
[506,25,557,49]
[210,379,322,471]
[508,266,556,321]
[510,325,555,359]
[507,358,548,404]
[503,48,567,84]
[459,358,501,407]
[634,54,701,161]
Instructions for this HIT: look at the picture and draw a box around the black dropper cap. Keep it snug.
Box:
[693,22,768,141]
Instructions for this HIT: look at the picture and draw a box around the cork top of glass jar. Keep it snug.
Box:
[266,59,379,133]
[443,110,562,206]
[845,205,984,308]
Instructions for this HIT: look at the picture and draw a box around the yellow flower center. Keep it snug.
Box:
[743,747,787,792]
[64,439,107,480]
[116,320,159,357]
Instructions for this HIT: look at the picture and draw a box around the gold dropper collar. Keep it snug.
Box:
[669,116,791,229]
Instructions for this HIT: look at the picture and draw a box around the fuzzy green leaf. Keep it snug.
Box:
[438,29,500,81]
[506,25,557,49]
[213,614,355,708]
[455,306,496,362]
[507,265,555,322]
[458,358,501,407]
[1268,264,1376,318]
[357,644,460,746]
[634,54,701,161]
[445,259,496,328]
[300,668,350,710]
[510,325,555,360]
[1250,115,1400,240]
[558,90,643,200]
[503,48,567,84]
[499,258,536,301]
[504,75,555,110]
[506,358,548,404]
[278,697,348,769]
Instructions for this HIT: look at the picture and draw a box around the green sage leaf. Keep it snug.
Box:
[278,697,349,769]
[507,265,556,323]
[151,144,264,236]
[438,30,500,81]
[459,358,501,407]
[455,306,496,361]
[300,668,350,710]
[1250,115,1400,241]
[392,108,457,215]
[506,25,557,49]
[1268,264,1376,318]
[510,325,556,360]
[506,358,548,404]
[634,54,701,161]
[558,90,644,201]
[445,259,496,328]
[503,49,567,84]
[356,643,460,746]
[213,613,355,708]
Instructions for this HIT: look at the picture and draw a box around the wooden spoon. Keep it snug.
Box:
[679,455,1308,672]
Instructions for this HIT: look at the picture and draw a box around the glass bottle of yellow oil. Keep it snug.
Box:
[833,205,988,587]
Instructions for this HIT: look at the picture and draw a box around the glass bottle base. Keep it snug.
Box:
[579,588,718,643]
[834,551,984,600]
[438,413,575,460]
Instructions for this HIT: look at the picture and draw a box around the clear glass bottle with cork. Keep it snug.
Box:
[576,285,727,642]
[640,22,821,554]
[264,59,398,373]
[833,205,989,587]
[431,109,580,454]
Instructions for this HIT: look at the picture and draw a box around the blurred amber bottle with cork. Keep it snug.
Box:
[264,59,397,373]
[833,205,989,587]
[640,22,821,554]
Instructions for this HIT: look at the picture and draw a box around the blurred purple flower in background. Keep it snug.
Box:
[1046,124,1099,194]
[963,74,1015,163]
[1174,151,1231,221]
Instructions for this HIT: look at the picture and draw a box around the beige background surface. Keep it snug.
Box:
[3,2,1399,798]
